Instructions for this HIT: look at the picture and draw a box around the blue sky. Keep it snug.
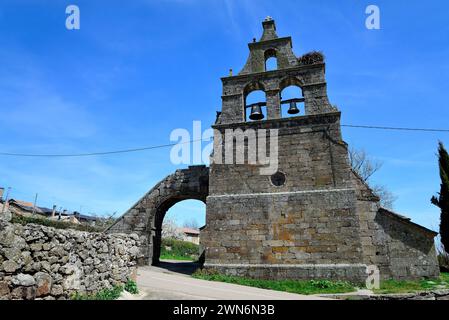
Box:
[0,0,448,231]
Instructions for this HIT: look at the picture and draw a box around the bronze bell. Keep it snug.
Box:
[249,105,264,120]
[287,101,299,115]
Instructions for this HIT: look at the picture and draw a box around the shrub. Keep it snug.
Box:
[193,268,219,277]
[124,279,139,294]
[309,279,350,289]
[71,285,124,300]
[160,238,199,260]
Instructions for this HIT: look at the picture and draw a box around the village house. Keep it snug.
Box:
[0,186,100,225]
[179,227,200,245]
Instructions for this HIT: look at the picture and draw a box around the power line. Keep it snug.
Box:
[0,139,205,158]
[0,144,175,157]
[341,124,449,132]
[0,124,448,158]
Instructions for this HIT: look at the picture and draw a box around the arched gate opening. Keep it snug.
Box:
[106,165,209,266]
[152,198,206,265]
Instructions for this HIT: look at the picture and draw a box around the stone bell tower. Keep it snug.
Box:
[109,18,438,281]
[200,18,439,282]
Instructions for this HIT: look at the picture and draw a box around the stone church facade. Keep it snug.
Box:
[108,18,439,282]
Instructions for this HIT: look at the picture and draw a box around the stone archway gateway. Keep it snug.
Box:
[106,165,208,265]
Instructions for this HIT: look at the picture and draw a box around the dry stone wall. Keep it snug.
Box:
[0,220,142,300]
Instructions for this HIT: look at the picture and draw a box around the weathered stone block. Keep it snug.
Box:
[12,274,35,287]
[34,272,52,297]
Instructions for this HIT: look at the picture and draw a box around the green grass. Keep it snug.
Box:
[192,269,356,295]
[160,238,199,261]
[71,279,139,300]
[374,272,449,294]
[160,253,195,261]
[72,285,124,300]
[193,270,449,296]
[11,214,102,233]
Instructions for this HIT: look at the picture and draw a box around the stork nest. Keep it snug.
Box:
[297,51,325,66]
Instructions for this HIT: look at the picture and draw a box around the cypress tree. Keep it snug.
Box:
[431,141,449,253]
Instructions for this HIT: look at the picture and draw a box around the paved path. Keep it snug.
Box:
[135,261,330,300]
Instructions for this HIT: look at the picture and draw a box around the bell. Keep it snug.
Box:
[249,105,264,120]
[287,101,299,115]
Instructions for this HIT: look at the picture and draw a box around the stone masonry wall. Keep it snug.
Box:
[211,113,351,196]
[373,209,440,280]
[204,189,363,265]
[202,189,369,283]
[351,171,439,280]
[0,220,142,300]
[203,109,369,282]
[204,100,439,281]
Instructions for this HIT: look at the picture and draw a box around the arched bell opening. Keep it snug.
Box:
[264,48,278,71]
[244,83,267,122]
[279,85,304,118]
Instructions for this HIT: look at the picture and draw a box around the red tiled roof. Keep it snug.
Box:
[181,227,200,235]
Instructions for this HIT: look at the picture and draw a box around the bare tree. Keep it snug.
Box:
[371,185,397,210]
[162,218,183,239]
[348,147,383,182]
[349,147,397,209]
[183,218,199,229]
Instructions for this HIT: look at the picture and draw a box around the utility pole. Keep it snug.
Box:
[32,193,38,215]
